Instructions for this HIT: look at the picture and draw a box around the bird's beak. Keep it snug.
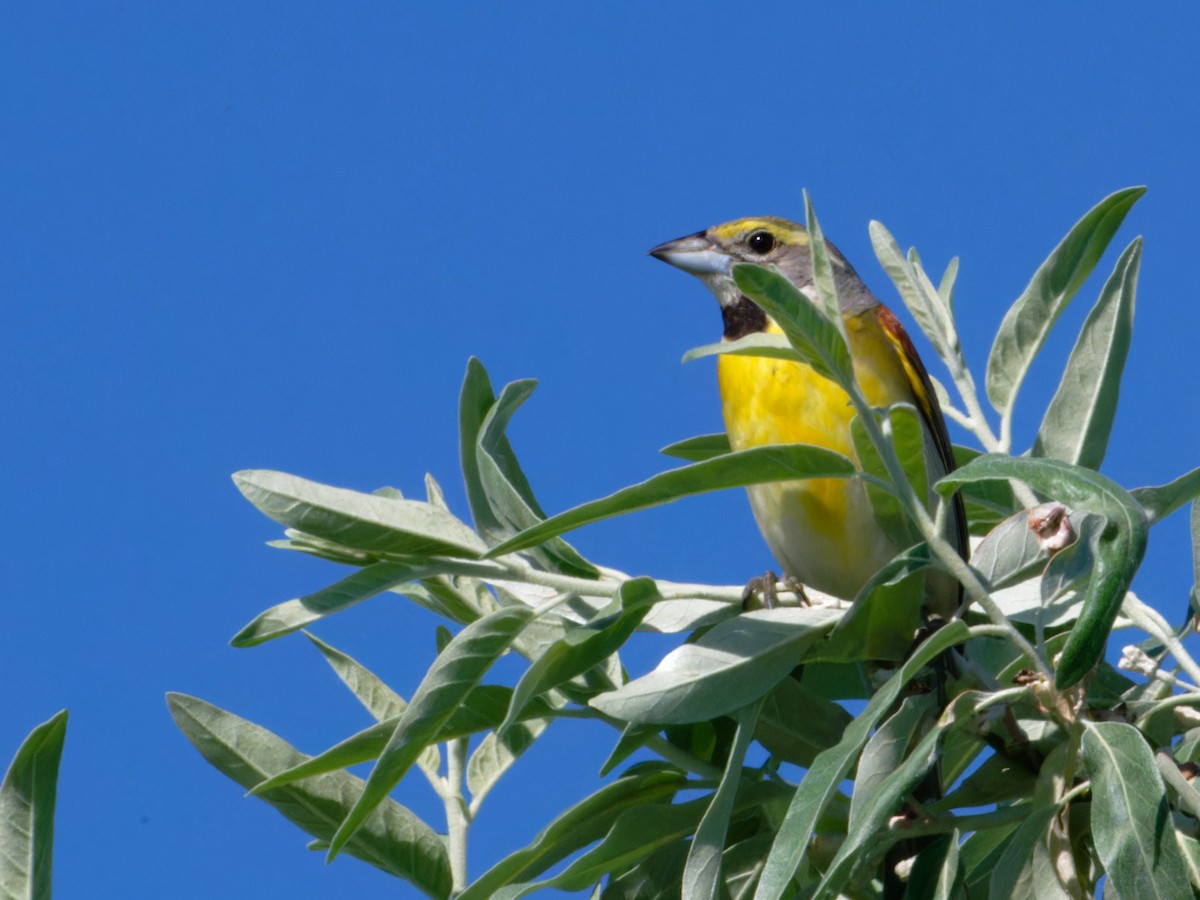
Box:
[649,231,731,277]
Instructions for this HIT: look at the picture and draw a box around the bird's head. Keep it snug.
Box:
[650,216,877,318]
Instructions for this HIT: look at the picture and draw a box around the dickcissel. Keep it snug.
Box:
[651,216,966,627]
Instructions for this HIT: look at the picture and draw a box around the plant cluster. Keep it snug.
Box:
[10,188,1200,898]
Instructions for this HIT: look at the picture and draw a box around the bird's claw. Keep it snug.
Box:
[742,571,809,610]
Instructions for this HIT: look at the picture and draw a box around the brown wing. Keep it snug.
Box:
[877,306,969,566]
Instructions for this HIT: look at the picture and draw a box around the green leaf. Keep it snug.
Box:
[233,469,486,558]
[167,694,451,897]
[825,543,933,663]
[268,527,376,565]
[870,220,956,363]
[985,186,1144,414]
[989,804,1071,897]
[487,443,855,558]
[754,676,854,768]
[659,433,731,462]
[305,632,440,781]
[937,454,1148,687]
[231,561,424,647]
[456,768,687,900]
[0,710,68,900]
[1082,721,1191,899]
[970,508,1068,591]
[1177,832,1200,894]
[1192,501,1200,620]
[753,621,970,900]
[683,698,764,899]
[1156,750,1200,820]
[465,714,552,807]
[952,445,1018,535]
[476,378,598,578]
[848,694,936,835]
[732,264,854,387]
[803,190,845,332]
[532,797,712,896]
[328,605,534,860]
[850,405,925,549]
[1032,238,1140,468]
[597,724,659,778]
[499,578,657,738]
[305,632,405,721]
[528,782,792,898]
[590,607,840,725]
[931,751,1037,812]
[938,257,960,313]
[250,686,547,795]
[960,820,1020,897]
[814,691,988,899]
[1132,465,1200,524]
[681,332,801,364]
[459,357,507,537]
[905,832,963,900]
[601,839,691,898]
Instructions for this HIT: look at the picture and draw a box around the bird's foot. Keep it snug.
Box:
[742,571,809,610]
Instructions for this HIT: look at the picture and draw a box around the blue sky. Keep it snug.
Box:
[4,5,1199,896]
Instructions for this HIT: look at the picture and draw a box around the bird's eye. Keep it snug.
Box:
[747,230,776,255]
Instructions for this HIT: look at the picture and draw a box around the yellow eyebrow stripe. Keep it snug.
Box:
[709,217,810,246]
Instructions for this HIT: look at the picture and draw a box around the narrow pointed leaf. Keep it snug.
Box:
[305,632,441,780]
[269,528,376,565]
[465,714,552,806]
[814,691,988,899]
[1033,238,1140,468]
[986,186,1144,414]
[683,698,765,899]
[952,445,1018,535]
[682,332,800,364]
[732,264,853,387]
[938,257,959,312]
[328,605,534,859]
[231,560,431,647]
[1132,465,1200,524]
[535,782,793,897]
[456,768,687,900]
[850,405,925,549]
[305,632,406,721]
[499,578,657,738]
[233,469,485,558]
[870,220,955,361]
[591,607,840,725]
[752,620,970,900]
[476,379,598,578]
[984,741,1076,898]
[459,357,506,535]
[906,832,963,900]
[659,433,731,462]
[1083,721,1191,899]
[487,444,855,558]
[1192,502,1200,619]
[803,191,844,332]
[252,686,547,795]
[0,710,68,900]
[848,694,935,834]
[167,694,450,897]
[754,676,854,768]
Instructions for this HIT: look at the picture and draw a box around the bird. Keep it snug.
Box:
[650,216,967,633]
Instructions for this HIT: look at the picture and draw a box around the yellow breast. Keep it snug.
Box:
[717,312,918,599]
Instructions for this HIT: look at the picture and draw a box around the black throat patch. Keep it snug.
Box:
[722,295,768,340]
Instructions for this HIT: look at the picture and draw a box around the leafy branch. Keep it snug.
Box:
[165,188,1200,899]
